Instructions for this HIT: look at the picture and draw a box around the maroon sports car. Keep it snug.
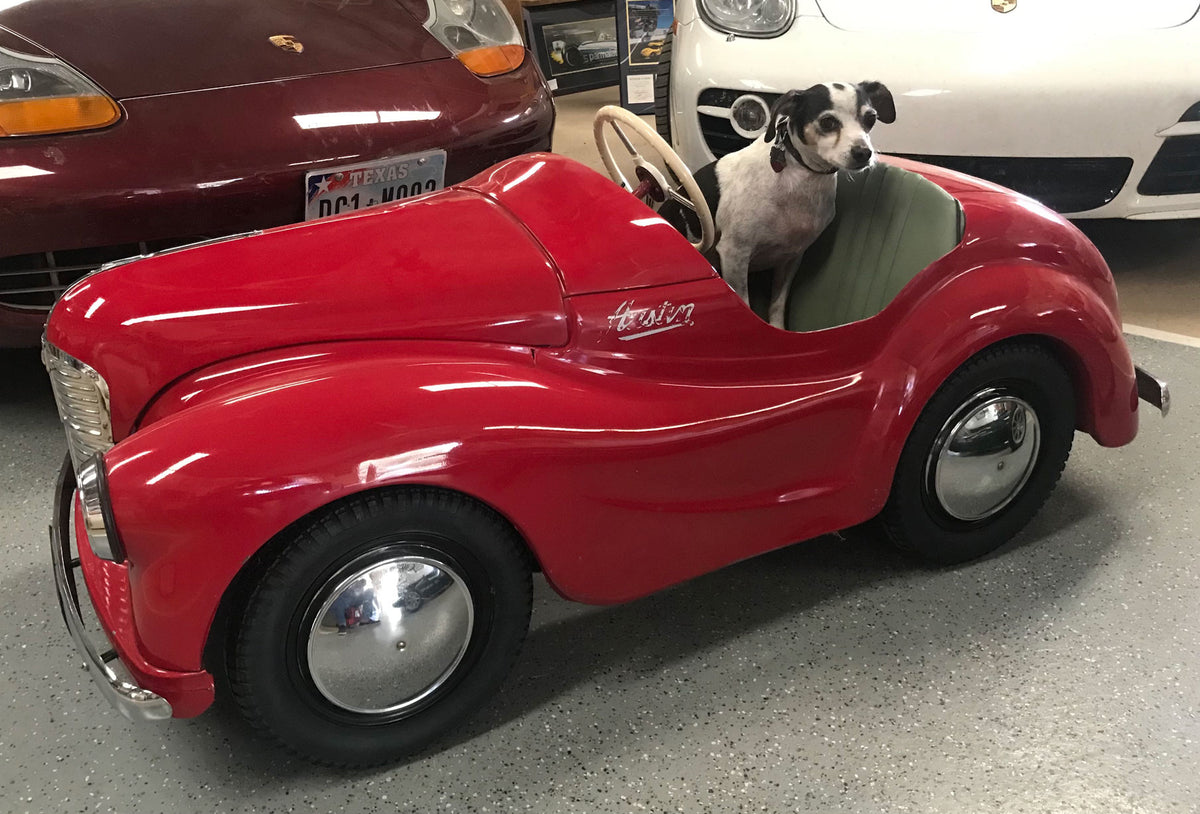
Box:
[0,0,554,347]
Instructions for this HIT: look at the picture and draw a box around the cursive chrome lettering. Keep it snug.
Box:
[607,299,696,341]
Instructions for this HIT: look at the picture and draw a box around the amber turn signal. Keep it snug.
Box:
[0,95,121,137]
[456,44,526,77]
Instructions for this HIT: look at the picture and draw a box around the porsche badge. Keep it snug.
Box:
[269,35,304,53]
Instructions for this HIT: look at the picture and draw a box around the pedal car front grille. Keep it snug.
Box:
[42,342,114,473]
[1,237,206,310]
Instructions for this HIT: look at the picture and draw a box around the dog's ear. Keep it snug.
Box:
[859,81,896,124]
[767,86,825,143]
[766,89,803,142]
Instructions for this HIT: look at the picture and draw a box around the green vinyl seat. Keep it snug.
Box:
[750,162,964,332]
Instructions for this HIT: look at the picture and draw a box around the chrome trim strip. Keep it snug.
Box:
[1135,366,1171,417]
[49,458,173,722]
[93,230,263,275]
[696,104,732,119]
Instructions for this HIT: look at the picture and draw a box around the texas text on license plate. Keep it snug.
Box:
[304,149,447,220]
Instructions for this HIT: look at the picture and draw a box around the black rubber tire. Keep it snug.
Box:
[229,488,531,767]
[563,45,584,70]
[653,32,673,143]
[880,342,1075,565]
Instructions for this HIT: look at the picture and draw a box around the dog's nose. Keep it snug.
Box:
[850,145,873,167]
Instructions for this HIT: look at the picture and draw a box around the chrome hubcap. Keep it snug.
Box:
[929,390,1041,522]
[305,554,474,715]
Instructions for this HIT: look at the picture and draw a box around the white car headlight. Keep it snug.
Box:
[0,46,120,137]
[698,0,796,37]
[424,0,527,77]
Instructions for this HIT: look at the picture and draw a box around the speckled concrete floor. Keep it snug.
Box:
[1,91,1198,814]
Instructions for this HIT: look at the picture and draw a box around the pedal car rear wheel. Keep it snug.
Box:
[881,342,1075,565]
[230,489,531,766]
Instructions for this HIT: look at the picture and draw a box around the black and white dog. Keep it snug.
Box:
[713,82,895,328]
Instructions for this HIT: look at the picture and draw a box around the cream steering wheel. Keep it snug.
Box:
[593,105,717,253]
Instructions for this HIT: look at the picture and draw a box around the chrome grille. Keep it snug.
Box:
[42,341,114,472]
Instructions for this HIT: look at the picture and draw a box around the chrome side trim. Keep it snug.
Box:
[93,230,263,275]
[49,458,172,722]
[1135,366,1171,417]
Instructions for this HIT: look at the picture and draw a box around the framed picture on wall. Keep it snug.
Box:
[524,0,620,95]
[616,0,673,113]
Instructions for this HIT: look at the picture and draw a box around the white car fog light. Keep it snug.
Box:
[730,94,771,138]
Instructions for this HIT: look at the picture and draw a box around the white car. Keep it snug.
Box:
[657,0,1200,219]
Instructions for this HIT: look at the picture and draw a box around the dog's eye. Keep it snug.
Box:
[862,110,877,130]
[818,115,840,133]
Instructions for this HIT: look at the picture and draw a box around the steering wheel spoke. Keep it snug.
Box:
[666,187,697,211]
[610,122,642,159]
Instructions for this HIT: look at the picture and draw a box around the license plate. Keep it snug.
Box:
[304,149,447,220]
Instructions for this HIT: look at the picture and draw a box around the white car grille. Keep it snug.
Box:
[42,341,114,473]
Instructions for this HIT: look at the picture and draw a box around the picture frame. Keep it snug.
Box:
[616,0,673,114]
[524,0,621,96]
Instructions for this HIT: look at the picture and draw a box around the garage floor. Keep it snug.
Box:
[1,88,1197,813]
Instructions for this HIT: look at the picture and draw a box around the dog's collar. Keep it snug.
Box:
[786,138,837,175]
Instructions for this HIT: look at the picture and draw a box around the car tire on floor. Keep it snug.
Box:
[881,342,1076,565]
[229,488,532,767]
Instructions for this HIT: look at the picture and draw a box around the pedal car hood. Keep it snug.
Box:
[45,187,568,433]
[462,153,717,297]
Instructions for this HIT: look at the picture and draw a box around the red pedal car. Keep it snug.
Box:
[44,109,1168,766]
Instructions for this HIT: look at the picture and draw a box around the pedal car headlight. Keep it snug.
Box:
[76,455,125,563]
[0,46,120,137]
[698,0,795,37]
[423,0,527,77]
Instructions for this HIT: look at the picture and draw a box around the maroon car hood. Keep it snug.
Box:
[0,0,448,98]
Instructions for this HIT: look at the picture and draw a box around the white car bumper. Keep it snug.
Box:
[664,6,1200,219]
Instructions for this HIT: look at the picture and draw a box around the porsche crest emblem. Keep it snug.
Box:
[269,35,304,53]
[991,0,1016,12]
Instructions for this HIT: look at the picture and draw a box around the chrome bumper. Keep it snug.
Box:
[1135,366,1171,417]
[49,458,173,722]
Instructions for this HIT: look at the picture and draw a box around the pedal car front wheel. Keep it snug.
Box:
[229,488,532,766]
[881,342,1076,565]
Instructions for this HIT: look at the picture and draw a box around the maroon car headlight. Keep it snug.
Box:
[0,46,120,137]
[422,0,527,77]
[75,455,126,563]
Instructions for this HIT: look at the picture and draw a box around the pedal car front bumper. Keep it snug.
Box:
[49,459,212,721]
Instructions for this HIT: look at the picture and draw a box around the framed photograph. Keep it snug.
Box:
[616,0,673,114]
[525,1,620,95]
[624,0,672,67]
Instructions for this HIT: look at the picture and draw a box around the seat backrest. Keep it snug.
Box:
[783,162,964,332]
